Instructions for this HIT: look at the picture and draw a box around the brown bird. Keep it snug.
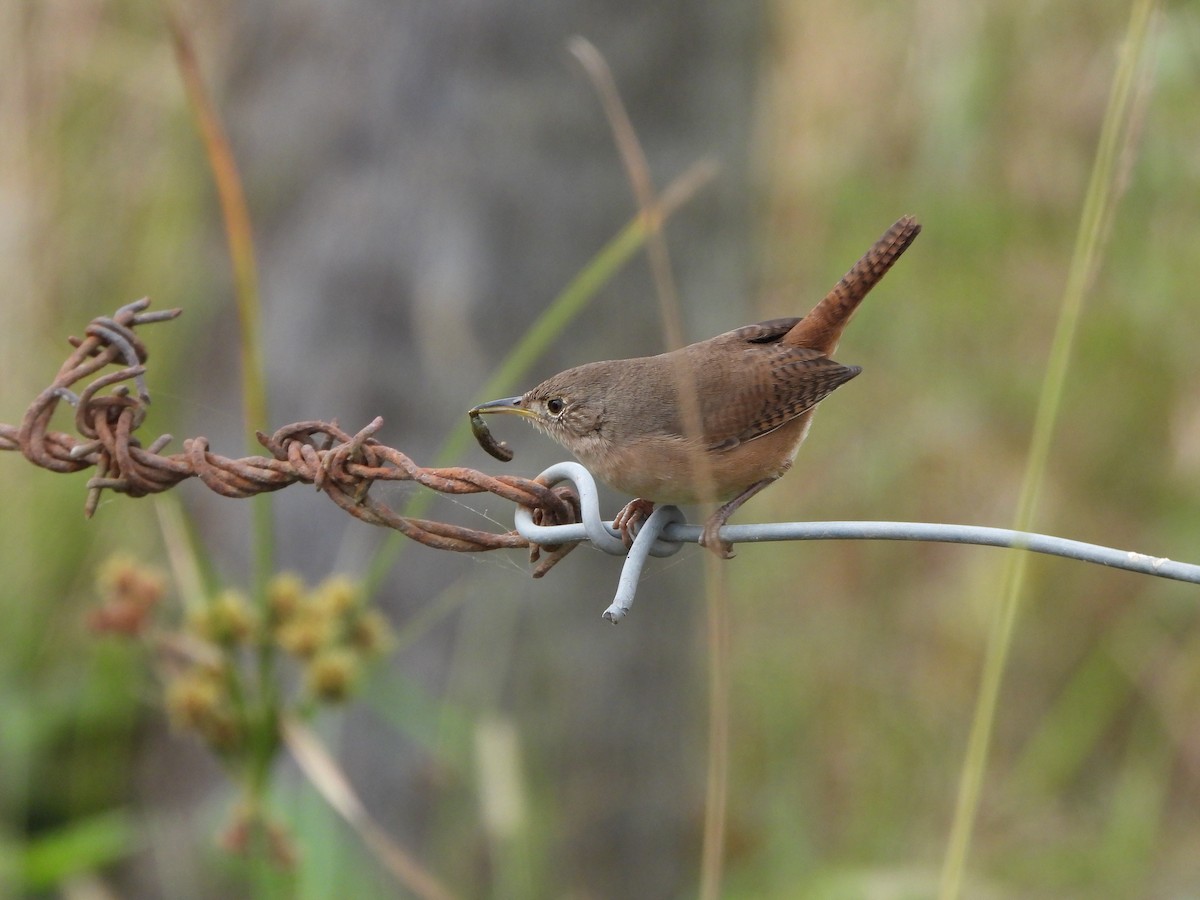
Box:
[471,215,921,557]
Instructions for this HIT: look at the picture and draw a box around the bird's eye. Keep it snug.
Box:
[546,397,566,416]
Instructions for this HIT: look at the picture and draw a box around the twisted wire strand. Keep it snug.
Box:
[0,300,581,567]
[4,300,1199,621]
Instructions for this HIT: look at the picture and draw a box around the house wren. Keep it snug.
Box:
[470,215,921,557]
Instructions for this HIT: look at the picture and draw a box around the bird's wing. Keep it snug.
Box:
[696,328,861,452]
[717,318,802,345]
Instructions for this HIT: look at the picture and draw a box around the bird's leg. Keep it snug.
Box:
[613,497,656,548]
[700,478,777,559]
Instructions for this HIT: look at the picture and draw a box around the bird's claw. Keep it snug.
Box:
[699,516,735,559]
[700,511,734,561]
[613,498,656,548]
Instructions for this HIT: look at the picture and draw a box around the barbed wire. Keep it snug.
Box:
[0,299,583,575]
[4,300,1199,623]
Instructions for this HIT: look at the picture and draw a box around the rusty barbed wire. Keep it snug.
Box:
[0,299,582,574]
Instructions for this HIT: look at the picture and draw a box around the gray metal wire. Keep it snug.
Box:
[514,462,1200,623]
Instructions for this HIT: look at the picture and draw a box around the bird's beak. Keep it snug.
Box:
[469,397,536,462]
[469,396,537,420]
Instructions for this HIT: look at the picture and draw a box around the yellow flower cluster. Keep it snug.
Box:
[89,555,167,635]
[165,664,243,753]
[92,557,398,867]
[160,572,393,750]
[271,574,394,702]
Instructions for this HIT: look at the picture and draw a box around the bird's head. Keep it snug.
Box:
[470,365,609,461]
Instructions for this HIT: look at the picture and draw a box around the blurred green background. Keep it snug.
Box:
[2,0,1199,897]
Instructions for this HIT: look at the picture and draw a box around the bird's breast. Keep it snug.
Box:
[576,411,815,504]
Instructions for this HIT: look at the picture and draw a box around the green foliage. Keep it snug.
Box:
[3,0,1200,897]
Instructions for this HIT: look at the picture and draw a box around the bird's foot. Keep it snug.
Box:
[699,512,735,559]
[613,498,656,548]
[698,477,777,559]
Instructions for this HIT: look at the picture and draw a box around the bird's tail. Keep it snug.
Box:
[785,215,921,354]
